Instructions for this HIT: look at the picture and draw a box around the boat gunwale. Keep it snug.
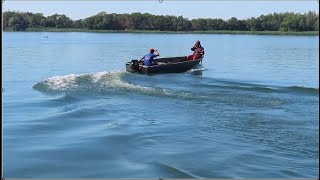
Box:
[148,58,202,67]
[127,57,202,69]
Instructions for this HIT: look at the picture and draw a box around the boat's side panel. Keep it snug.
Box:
[143,59,201,74]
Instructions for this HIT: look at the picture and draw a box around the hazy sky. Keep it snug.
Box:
[3,1,319,20]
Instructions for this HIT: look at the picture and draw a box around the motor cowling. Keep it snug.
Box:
[130,60,140,72]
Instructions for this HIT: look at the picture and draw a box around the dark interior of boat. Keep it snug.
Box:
[155,56,188,63]
[138,56,188,66]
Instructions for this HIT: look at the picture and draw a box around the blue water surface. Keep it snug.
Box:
[2,32,319,178]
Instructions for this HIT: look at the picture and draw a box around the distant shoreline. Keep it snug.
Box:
[4,28,319,36]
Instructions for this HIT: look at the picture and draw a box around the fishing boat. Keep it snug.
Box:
[125,56,202,74]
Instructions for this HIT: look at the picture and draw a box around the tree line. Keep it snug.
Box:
[3,10,319,32]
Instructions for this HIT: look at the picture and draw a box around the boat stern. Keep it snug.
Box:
[125,60,140,73]
[125,62,133,72]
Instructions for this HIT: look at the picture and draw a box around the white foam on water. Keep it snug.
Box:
[187,64,205,73]
[92,70,155,92]
[39,73,79,91]
[33,70,183,98]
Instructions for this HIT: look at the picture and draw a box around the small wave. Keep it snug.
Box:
[158,162,200,178]
[285,86,319,95]
[201,83,278,93]
[199,77,318,96]
[187,64,205,75]
[218,84,318,96]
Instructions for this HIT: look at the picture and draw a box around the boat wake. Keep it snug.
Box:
[156,162,201,178]
[32,71,191,98]
[285,86,319,95]
[33,70,152,93]
[33,70,318,104]
[202,78,319,96]
[187,64,205,74]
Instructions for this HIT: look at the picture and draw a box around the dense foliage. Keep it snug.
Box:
[3,11,319,32]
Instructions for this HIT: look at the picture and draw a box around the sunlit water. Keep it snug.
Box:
[2,32,319,178]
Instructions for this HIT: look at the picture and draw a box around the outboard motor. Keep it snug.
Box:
[130,60,140,72]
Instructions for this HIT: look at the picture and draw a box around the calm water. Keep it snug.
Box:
[2,32,319,178]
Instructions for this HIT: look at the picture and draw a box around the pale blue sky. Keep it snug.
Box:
[3,1,319,20]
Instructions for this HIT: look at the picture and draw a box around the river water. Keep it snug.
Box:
[2,32,319,178]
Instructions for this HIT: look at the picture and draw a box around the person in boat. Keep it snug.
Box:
[187,40,205,60]
[141,48,160,66]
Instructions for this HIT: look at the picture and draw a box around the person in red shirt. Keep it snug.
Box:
[187,40,205,60]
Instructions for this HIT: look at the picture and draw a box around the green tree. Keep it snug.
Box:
[260,14,280,31]
[304,11,318,31]
[56,15,72,28]
[216,19,227,30]
[28,13,45,28]
[43,14,59,27]
[191,18,207,31]
[246,17,263,31]
[8,13,29,31]
[3,10,319,32]
[227,17,240,30]
[72,19,84,28]
[117,14,130,30]
[280,13,304,31]
[3,11,16,30]
[82,16,95,30]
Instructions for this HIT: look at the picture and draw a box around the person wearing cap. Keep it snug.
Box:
[187,40,205,60]
[141,48,160,66]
